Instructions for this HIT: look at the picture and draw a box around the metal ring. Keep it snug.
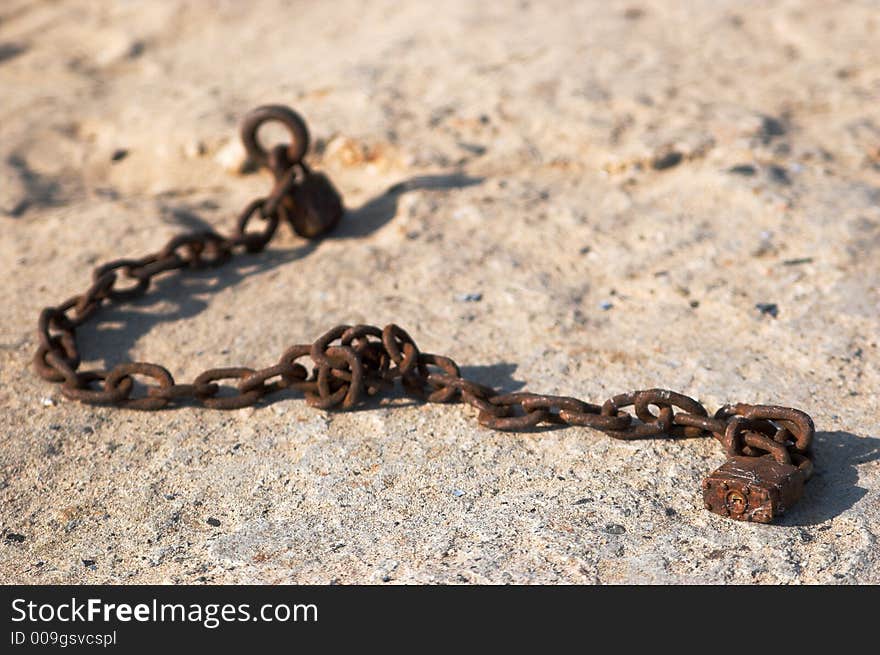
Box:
[308,363,351,409]
[61,370,133,404]
[310,325,351,367]
[633,389,707,424]
[40,347,80,384]
[732,403,814,453]
[341,325,383,340]
[742,431,792,465]
[235,198,280,253]
[478,406,549,431]
[105,362,174,410]
[602,391,675,437]
[193,368,262,409]
[92,260,151,301]
[240,362,307,395]
[559,407,632,431]
[240,104,310,169]
[418,353,463,402]
[382,324,419,367]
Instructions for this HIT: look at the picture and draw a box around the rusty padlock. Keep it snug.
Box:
[702,455,806,523]
[286,164,344,239]
[239,104,344,239]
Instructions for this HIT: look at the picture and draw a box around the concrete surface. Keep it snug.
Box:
[1,0,878,583]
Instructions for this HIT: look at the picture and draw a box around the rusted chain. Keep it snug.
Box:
[32,104,816,524]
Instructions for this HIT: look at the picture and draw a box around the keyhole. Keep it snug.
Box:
[726,490,747,515]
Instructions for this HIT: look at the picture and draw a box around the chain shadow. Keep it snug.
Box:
[74,172,485,383]
[459,363,526,394]
[5,153,64,217]
[334,173,484,239]
[780,431,880,527]
[76,239,318,373]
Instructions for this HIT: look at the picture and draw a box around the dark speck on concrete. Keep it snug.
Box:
[94,187,120,200]
[128,40,145,58]
[760,115,787,143]
[206,517,221,527]
[111,149,128,162]
[728,164,757,176]
[457,142,487,157]
[604,523,626,535]
[755,302,779,318]
[651,151,683,170]
[0,43,27,64]
[773,142,791,157]
[768,165,791,185]
[665,507,677,517]
[82,559,96,567]
[5,533,26,543]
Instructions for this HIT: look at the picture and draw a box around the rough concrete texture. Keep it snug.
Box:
[1,0,879,584]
